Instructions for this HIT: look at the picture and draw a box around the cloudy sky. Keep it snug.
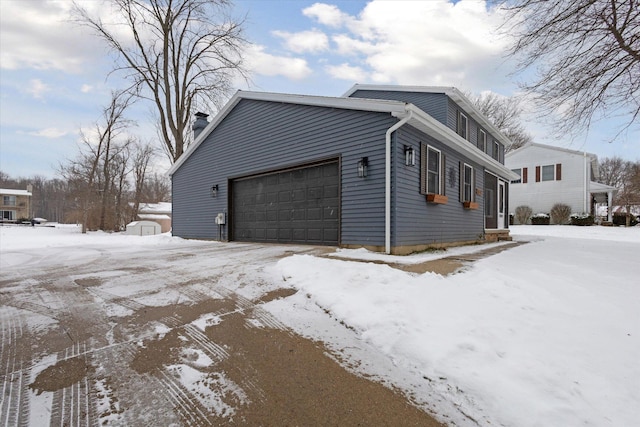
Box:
[1,0,638,179]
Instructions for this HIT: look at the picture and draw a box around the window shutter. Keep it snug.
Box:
[474,169,478,202]
[556,163,562,180]
[535,166,541,182]
[459,161,464,202]
[420,143,427,195]
[441,153,446,195]
[523,167,528,184]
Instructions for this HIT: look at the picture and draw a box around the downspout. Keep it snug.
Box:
[583,151,588,213]
[385,109,413,254]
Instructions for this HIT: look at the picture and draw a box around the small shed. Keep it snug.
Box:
[126,220,161,236]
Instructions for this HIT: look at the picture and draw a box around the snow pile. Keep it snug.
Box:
[271,225,640,426]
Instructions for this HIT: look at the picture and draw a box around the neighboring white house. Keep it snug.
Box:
[505,143,617,223]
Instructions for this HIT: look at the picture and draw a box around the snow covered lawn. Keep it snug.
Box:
[267,225,640,426]
[1,224,638,426]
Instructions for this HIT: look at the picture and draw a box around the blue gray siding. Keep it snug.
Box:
[172,99,397,246]
[391,127,485,246]
[348,90,449,126]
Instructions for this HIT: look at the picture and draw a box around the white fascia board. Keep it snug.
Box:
[0,189,32,196]
[401,105,520,181]
[343,84,514,148]
[168,90,407,176]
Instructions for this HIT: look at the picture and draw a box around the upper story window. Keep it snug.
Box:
[457,112,468,140]
[493,140,500,161]
[478,130,486,153]
[2,196,16,206]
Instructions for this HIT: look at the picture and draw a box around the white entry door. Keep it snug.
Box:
[497,180,505,229]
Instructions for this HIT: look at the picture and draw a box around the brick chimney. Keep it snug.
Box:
[193,112,209,139]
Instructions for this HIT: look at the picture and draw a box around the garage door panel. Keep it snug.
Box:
[232,161,339,245]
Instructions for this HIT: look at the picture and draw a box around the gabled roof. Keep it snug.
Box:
[168,89,517,180]
[506,142,600,179]
[342,84,514,149]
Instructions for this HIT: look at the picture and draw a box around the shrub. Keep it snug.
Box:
[570,213,594,226]
[612,212,639,227]
[550,203,572,224]
[530,213,550,225]
[515,205,533,225]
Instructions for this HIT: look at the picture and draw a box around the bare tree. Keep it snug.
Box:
[466,91,533,152]
[598,156,628,188]
[130,142,157,221]
[500,0,640,140]
[74,0,247,162]
[599,157,640,225]
[59,91,135,233]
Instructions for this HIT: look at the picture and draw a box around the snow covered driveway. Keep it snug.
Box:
[1,224,638,426]
[0,226,440,426]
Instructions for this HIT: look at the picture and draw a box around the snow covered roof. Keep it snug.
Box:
[138,213,171,220]
[138,202,172,214]
[0,188,32,196]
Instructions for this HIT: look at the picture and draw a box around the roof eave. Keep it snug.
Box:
[403,105,519,181]
[168,90,408,176]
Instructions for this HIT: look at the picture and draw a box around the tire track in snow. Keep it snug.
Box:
[0,308,30,427]
[48,341,95,427]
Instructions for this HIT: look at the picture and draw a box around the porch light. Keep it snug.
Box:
[404,145,415,166]
[211,184,219,197]
[357,157,368,178]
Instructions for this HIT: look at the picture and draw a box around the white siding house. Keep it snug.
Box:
[505,143,616,223]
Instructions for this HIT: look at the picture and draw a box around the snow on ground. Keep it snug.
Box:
[268,225,640,427]
[2,223,639,426]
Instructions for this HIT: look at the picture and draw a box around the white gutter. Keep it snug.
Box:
[385,109,413,254]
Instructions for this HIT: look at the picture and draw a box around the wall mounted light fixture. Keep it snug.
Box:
[357,157,368,178]
[404,145,415,166]
[211,184,219,197]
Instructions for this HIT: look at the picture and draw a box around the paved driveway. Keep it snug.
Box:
[0,240,441,426]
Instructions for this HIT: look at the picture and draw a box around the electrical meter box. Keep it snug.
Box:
[215,213,226,225]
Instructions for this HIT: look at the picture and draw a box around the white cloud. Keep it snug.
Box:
[245,45,312,80]
[26,79,50,99]
[302,3,350,28]
[28,127,69,138]
[272,29,329,54]
[299,1,512,90]
[325,63,367,82]
[0,1,99,72]
[81,84,94,93]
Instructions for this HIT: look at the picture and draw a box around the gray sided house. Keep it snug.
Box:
[169,85,517,254]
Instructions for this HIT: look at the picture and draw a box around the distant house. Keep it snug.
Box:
[0,188,32,222]
[136,202,172,232]
[505,143,617,223]
[168,85,517,254]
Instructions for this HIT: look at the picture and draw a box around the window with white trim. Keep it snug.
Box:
[542,164,554,181]
[457,112,468,140]
[462,163,474,202]
[1,210,16,220]
[427,146,442,194]
[478,129,486,153]
[2,195,16,206]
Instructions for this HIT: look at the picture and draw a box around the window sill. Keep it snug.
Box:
[463,201,479,210]
[426,194,448,204]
